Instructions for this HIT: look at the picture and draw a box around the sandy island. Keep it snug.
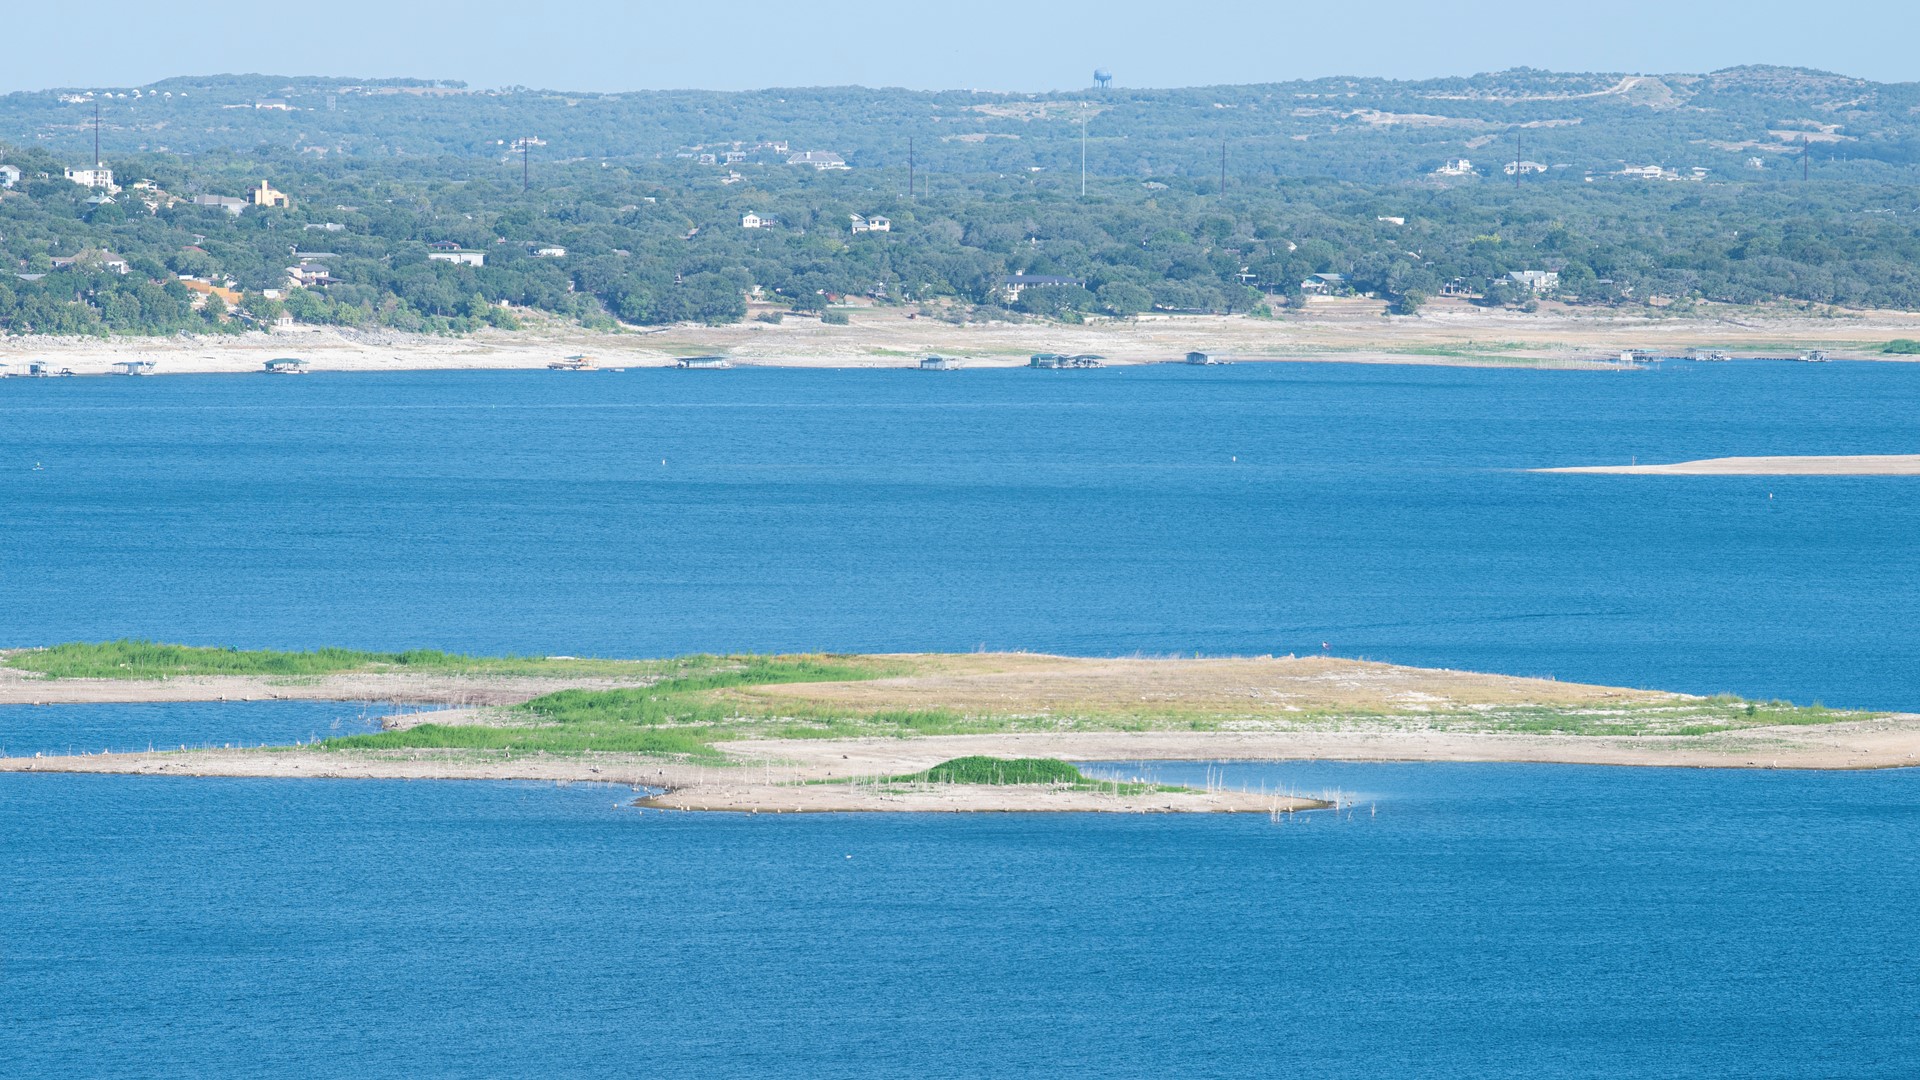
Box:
[1536,455,1920,476]
[4,652,1917,812]
[6,298,1920,376]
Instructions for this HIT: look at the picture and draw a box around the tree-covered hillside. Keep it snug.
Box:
[2,67,1917,335]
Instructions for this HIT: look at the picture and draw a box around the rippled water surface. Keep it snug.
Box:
[3,361,1917,706]
[4,363,1917,1077]
[4,762,1916,1078]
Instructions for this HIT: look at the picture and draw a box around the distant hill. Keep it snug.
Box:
[4,67,1916,179]
[1,68,1916,336]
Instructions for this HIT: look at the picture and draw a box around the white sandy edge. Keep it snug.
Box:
[5,717,1919,816]
[7,300,1920,376]
[1535,455,1920,476]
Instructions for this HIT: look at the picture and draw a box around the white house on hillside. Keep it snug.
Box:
[850,214,891,234]
[788,151,848,170]
[741,212,771,229]
[65,166,118,192]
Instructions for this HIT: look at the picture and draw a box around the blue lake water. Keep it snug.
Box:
[2,361,1917,708]
[3,762,1916,1078]
[4,362,1919,1076]
[0,700,385,758]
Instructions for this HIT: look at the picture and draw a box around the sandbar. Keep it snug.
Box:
[5,652,1918,816]
[1535,455,1920,475]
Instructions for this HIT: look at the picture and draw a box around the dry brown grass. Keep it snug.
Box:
[733,653,1673,718]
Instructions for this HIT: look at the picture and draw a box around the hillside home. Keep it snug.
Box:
[788,151,848,170]
[65,166,118,192]
[1508,270,1560,293]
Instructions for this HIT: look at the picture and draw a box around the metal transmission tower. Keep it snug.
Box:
[93,99,101,166]
[1080,105,1089,196]
[512,137,546,192]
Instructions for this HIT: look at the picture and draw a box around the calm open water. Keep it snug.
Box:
[3,762,1917,1077]
[4,362,1918,1075]
[2,361,1917,706]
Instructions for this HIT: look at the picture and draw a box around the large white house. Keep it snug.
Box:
[788,151,848,170]
[65,166,118,192]
[0,164,20,188]
[741,212,772,229]
[850,214,891,234]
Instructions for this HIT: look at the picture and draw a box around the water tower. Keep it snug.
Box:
[1094,68,1113,90]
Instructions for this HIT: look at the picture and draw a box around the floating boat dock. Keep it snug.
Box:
[677,356,732,369]
[1029,353,1105,369]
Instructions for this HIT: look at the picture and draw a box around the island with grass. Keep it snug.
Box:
[2,642,1915,811]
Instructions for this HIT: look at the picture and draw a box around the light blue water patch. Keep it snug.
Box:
[2,362,1917,708]
[2,764,1916,1078]
[0,699,387,757]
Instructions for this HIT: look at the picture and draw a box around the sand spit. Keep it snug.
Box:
[6,300,1919,375]
[0,666,643,707]
[713,719,1920,773]
[0,748,1322,813]
[634,783,1324,814]
[1536,455,1920,476]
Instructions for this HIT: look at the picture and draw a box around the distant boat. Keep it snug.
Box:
[1797,350,1831,363]
[1029,353,1104,369]
[547,354,598,370]
[677,356,732,369]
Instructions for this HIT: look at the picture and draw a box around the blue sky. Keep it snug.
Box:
[5,0,1912,92]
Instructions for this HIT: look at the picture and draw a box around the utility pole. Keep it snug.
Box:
[1220,139,1227,195]
[523,136,531,193]
[1514,128,1521,189]
[1080,107,1088,197]
[93,99,101,167]
[1802,136,1810,181]
[908,136,915,200]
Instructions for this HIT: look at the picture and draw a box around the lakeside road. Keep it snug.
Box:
[1535,455,1920,476]
[6,299,1920,375]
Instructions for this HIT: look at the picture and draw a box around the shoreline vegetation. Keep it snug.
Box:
[4,643,1918,811]
[7,303,1920,377]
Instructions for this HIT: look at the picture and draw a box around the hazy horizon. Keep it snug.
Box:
[5,0,1914,95]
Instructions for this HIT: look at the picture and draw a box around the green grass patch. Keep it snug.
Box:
[325,723,719,757]
[867,756,1193,796]
[1883,339,1920,355]
[918,756,1086,784]
[5,639,684,680]
[314,653,891,759]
